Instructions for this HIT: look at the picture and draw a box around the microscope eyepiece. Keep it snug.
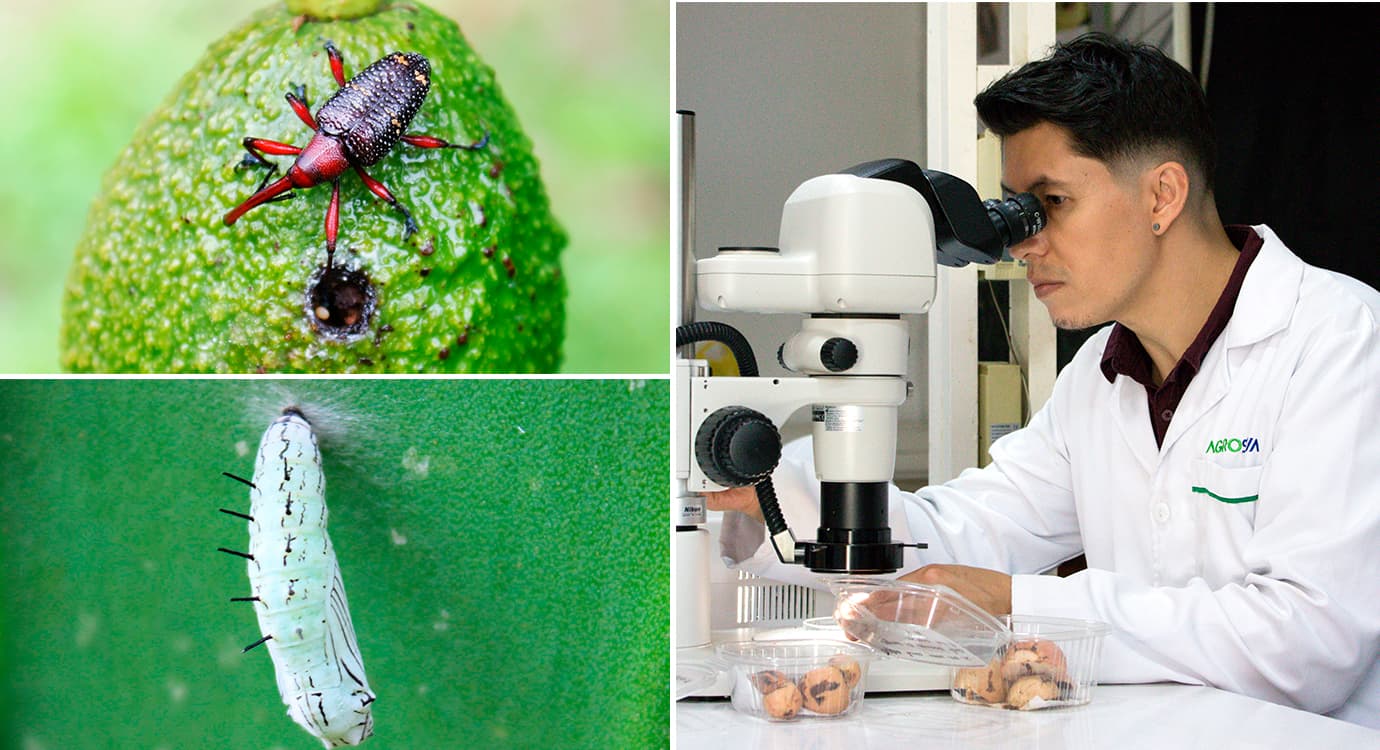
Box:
[983,192,1046,248]
[836,159,1047,267]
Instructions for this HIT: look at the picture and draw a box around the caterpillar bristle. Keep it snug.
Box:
[243,634,273,652]
[222,471,256,489]
[219,508,254,521]
[218,547,255,561]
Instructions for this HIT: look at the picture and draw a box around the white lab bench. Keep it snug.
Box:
[676,684,1380,748]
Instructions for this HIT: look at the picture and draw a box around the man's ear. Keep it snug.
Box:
[1147,161,1190,235]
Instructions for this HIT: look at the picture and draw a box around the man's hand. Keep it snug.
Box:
[704,485,764,524]
[898,564,1012,616]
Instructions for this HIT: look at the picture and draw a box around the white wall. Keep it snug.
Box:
[677,2,931,485]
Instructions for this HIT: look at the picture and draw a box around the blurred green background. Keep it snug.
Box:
[0,379,669,748]
[0,0,669,373]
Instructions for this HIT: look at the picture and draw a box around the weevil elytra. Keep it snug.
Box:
[223,41,489,267]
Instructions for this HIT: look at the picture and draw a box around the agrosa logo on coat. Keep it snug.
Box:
[1205,437,1261,454]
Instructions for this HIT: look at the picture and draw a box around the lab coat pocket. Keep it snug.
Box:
[1190,460,1261,570]
[1190,459,1262,505]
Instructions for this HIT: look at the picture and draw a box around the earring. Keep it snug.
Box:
[1152,223,1161,232]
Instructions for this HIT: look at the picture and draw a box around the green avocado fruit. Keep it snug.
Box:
[60,1,566,373]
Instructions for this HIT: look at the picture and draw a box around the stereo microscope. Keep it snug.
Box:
[674,154,1044,695]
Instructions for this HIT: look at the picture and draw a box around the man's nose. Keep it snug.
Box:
[1009,232,1046,261]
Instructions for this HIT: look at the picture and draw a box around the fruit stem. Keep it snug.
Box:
[284,0,387,21]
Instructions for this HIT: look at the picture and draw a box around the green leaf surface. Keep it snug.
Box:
[0,379,669,748]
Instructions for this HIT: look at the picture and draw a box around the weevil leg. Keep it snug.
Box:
[224,174,296,226]
[238,151,272,170]
[324,40,347,86]
[239,136,302,165]
[401,130,491,151]
[239,159,282,193]
[236,137,302,193]
[353,165,419,240]
[285,88,317,130]
[324,179,342,267]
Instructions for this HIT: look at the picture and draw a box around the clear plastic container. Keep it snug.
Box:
[829,577,1009,666]
[950,615,1109,710]
[716,639,874,721]
[828,578,1110,711]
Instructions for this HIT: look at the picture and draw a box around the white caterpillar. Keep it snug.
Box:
[224,407,375,747]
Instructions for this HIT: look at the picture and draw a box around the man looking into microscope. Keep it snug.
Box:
[708,34,1380,727]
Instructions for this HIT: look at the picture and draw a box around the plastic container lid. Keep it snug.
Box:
[752,624,849,643]
[675,663,718,700]
[716,638,875,668]
[748,617,847,644]
[828,577,1011,667]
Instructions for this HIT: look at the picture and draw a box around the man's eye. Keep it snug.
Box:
[1044,195,1066,207]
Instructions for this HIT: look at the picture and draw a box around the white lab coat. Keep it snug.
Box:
[720,225,1380,727]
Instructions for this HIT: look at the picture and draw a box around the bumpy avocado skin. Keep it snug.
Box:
[61,3,565,373]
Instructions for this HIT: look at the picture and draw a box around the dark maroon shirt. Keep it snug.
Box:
[1099,225,1265,448]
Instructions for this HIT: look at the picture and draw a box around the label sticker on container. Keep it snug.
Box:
[812,405,864,432]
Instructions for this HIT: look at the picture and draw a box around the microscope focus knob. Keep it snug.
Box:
[820,337,858,372]
[695,407,782,488]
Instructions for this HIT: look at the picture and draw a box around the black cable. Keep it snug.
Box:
[754,476,789,538]
[675,321,759,377]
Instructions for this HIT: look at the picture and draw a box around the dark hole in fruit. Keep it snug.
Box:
[306,265,376,339]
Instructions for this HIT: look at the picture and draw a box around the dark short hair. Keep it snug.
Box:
[975,33,1216,194]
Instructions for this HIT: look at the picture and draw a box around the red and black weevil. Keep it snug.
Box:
[223,41,488,267]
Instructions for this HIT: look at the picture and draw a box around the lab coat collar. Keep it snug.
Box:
[1222,224,1303,350]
